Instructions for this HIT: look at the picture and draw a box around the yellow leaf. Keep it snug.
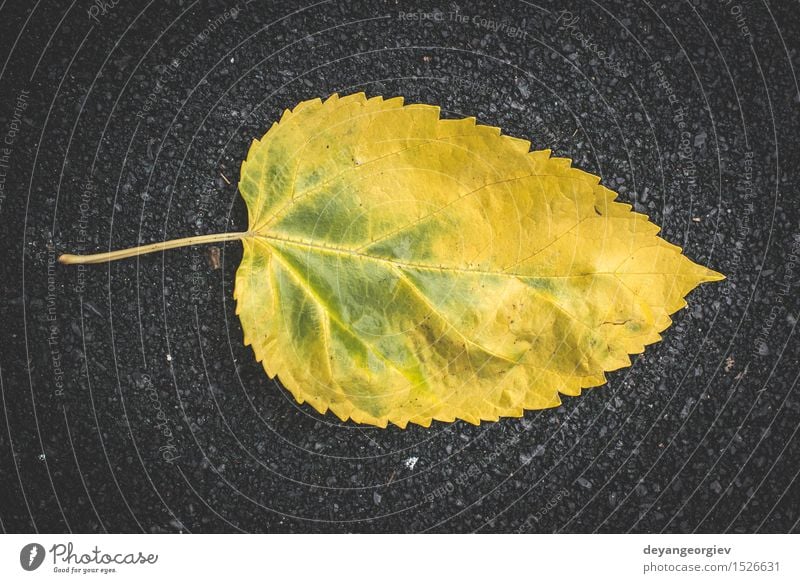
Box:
[59,93,723,429]
[233,93,723,428]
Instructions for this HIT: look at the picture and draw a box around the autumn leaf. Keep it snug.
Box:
[60,93,723,429]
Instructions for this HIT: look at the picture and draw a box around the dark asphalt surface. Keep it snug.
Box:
[1,0,798,533]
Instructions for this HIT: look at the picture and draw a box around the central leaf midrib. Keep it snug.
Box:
[250,227,601,279]
[254,231,647,339]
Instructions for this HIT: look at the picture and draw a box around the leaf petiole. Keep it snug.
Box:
[58,231,249,265]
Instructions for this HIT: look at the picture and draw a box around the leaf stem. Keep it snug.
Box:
[58,231,249,265]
